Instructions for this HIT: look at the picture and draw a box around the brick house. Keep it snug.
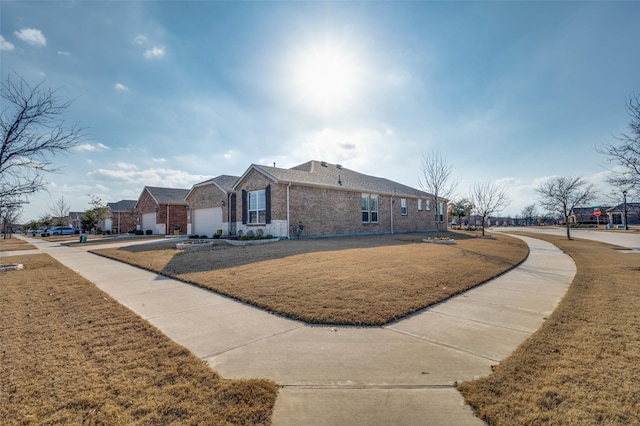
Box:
[185,175,239,237]
[135,186,189,235]
[104,200,137,234]
[228,160,445,238]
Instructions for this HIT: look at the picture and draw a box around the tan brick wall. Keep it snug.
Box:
[233,168,447,238]
[186,184,229,229]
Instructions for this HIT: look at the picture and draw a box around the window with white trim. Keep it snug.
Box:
[249,189,266,224]
[418,199,423,211]
[401,198,407,216]
[361,194,379,223]
[438,202,444,222]
[425,200,431,211]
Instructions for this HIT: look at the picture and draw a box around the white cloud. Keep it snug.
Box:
[114,83,129,91]
[74,142,109,152]
[87,167,206,188]
[116,162,137,170]
[152,157,166,163]
[57,51,70,56]
[14,28,46,46]
[0,35,15,51]
[133,35,147,45]
[143,46,165,59]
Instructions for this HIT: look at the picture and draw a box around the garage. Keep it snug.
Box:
[192,207,223,237]
[141,212,157,234]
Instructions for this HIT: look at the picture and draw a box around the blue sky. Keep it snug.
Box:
[2,1,639,222]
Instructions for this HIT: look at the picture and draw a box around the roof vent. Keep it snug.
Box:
[320,161,328,167]
[336,164,342,170]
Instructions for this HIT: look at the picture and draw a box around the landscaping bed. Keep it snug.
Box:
[93,231,528,325]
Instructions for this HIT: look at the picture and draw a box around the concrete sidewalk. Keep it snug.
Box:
[18,234,575,425]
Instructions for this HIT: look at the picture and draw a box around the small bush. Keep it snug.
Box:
[135,230,144,235]
[253,235,263,240]
[240,235,250,241]
[216,229,223,236]
[213,234,220,239]
[145,230,153,235]
[265,234,274,239]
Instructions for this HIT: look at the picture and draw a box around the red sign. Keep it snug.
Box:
[594,210,601,217]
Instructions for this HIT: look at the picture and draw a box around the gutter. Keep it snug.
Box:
[287,182,291,239]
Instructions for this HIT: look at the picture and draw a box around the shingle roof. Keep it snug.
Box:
[192,175,239,192]
[245,160,432,198]
[107,200,137,211]
[144,186,189,204]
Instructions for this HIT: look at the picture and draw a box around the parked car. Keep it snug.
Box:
[29,228,47,236]
[48,226,77,236]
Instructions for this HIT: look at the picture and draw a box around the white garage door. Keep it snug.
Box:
[193,207,223,237]
[141,213,156,234]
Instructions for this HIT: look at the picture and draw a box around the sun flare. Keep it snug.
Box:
[291,44,362,114]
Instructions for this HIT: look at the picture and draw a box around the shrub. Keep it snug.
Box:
[240,235,250,241]
[145,230,152,235]
[213,234,220,239]
[253,235,263,240]
[135,230,144,235]
[265,234,274,239]
[216,229,223,236]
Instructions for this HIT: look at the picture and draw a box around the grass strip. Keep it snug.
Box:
[0,253,278,425]
[458,234,640,425]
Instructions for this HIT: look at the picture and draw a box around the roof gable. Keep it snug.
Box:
[107,200,137,211]
[137,186,189,207]
[187,175,239,199]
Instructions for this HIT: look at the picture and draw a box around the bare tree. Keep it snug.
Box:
[1,74,85,205]
[536,176,597,240]
[520,204,538,226]
[49,195,71,226]
[420,150,458,236]
[598,94,640,195]
[471,181,510,236]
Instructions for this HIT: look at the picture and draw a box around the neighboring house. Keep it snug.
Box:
[569,207,609,225]
[105,200,137,234]
[135,186,189,235]
[606,202,640,226]
[229,160,445,238]
[68,212,83,230]
[185,175,239,237]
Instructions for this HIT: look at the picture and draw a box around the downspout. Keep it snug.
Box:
[390,195,394,235]
[166,205,170,235]
[287,183,291,239]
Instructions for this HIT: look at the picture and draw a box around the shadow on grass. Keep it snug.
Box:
[151,231,477,275]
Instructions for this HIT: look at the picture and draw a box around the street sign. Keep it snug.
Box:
[594,210,601,217]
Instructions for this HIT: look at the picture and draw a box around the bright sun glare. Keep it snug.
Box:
[291,44,362,115]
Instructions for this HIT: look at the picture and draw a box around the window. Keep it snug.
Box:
[401,198,407,216]
[249,189,266,224]
[425,200,431,211]
[418,199,423,211]
[361,194,370,222]
[362,194,379,223]
[438,202,444,222]
[371,194,378,223]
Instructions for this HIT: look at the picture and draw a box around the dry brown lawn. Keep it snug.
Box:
[458,233,640,425]
[0,253,278,425]
[93,231,528,325]
[0,237,36,251]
